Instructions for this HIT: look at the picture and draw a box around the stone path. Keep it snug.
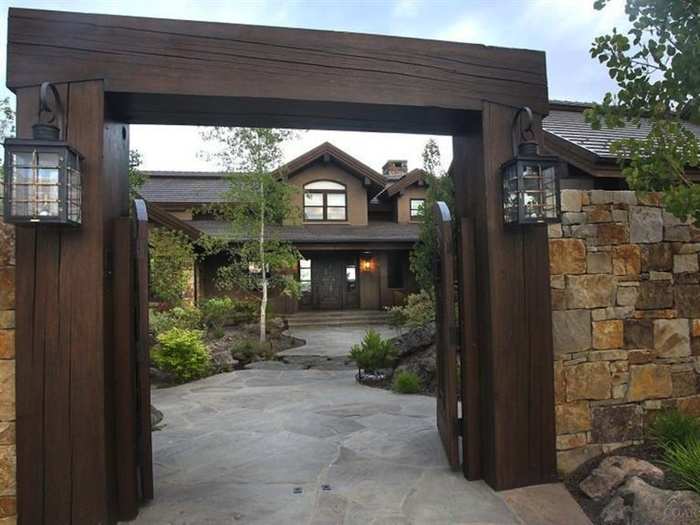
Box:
[278,324,400,358]
[131,369,523,525]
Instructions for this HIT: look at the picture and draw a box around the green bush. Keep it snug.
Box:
[350,329,398,373]
[149,227,194,308]
[663,439,700,494]
[231,339,275,363]
[200,297,258,336]
[151,328,210,382]
[392,370,422,394]
[150,306,203,335]
[649,409,700,449]
[387,290,435,328]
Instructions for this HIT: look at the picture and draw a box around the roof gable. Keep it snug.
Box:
[385,168,428,197]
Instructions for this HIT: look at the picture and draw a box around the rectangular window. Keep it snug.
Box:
[346,264,357,291]
[387,253,405,289]
[410,198,426,219]
[299,259,311,293]
[303,182,347,221]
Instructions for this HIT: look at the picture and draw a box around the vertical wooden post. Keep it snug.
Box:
[15,80,129,524]
[452,103,556,490]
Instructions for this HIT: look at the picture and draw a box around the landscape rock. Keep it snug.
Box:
[600,496,629,525]
[391,323,435,358]
[391,325,437,393]
[151,405,164,428]
[579,456,664,500]
[210,346,238,373]
[617,476,700,525]
[630,206,663,243]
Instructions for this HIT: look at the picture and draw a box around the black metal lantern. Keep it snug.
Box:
[2,82,83,226]
[501,107,561,225]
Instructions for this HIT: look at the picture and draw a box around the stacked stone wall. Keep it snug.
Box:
[0,219,15,522]
[550,190,700,474]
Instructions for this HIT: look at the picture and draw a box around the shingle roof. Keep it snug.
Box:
[139,171,230,203]
[186,220,420,243]
[543,103,700,159]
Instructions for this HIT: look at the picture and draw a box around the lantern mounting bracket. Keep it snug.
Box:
[35,82,65,141]
[511,106,535,158]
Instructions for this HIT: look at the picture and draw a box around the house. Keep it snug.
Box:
[140,142,428,312]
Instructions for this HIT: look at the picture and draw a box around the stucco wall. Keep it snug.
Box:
[549,190,700,475]
[0,219,16,522]
[287,162,368,225]
[395,186,428,224]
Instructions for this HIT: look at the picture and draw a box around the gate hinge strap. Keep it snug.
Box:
[457,418,463,436]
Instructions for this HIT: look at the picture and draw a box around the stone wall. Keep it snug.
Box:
[550,190,700,474]
[0,219,15,522]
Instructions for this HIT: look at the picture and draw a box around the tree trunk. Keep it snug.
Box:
[259,180,267,343]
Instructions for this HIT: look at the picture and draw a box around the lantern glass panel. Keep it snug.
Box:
[502,163,519,224]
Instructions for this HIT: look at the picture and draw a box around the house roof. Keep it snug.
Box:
[186,220,420,243]
[544,101,700,159]
[139,171,230,204]
[385,168,427,197]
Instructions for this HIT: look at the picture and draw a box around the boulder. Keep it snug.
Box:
[579,456,664,500]
[391,324,436,393]
[617,476,700,525]
[151,405,164,428]
[601,496,629,525]
[210,346,238,373]
[391,323,435,357]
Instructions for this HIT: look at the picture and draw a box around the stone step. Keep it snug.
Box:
[287,318,391,328]
[285,310,391,327]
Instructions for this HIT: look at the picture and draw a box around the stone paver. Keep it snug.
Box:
[131,369,522,525]
[279,325,401,358]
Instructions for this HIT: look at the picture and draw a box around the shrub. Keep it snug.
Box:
[231,339,275,363]
[150,306,203,335]
[392,370,422,394]
[662,439,700,494]
[151,328,210,382]
[149,227,194,308]
[200,297,258,337]
[387,290,435,329]
[649,409,700,449]
[349,329,398,373]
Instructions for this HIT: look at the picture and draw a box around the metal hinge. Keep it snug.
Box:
[457,418,464,436]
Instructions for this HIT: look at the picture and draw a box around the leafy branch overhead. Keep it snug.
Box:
[585,0,700,222]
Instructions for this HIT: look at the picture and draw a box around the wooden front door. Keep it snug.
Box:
[313,255,343,310]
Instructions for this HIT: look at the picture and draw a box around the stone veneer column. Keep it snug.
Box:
[0,219,15,523]
[550,190,700,474]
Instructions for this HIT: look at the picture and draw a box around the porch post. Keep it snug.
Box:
[15,80,128,524]
[453,102,557,490]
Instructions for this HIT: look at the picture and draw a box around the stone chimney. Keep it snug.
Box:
[382,159,408,180]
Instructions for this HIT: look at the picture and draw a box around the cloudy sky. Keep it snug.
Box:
[0,0,628,173]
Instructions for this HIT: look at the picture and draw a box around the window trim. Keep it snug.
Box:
[409,198,426,220]
[303,180,348,222]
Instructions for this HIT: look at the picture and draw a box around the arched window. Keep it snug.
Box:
[303,180,347,221]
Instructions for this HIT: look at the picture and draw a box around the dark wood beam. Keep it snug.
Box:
[7,8,549,132]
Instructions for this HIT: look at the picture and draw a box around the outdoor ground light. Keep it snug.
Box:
[501,106,561,225]
[2,82,83,226]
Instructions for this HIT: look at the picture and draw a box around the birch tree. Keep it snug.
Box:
[200,127,300,342]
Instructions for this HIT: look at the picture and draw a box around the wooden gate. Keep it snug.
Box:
[113,199,154,520]
[433,202,460,469]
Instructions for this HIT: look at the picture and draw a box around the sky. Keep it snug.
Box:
[0,0,629,173]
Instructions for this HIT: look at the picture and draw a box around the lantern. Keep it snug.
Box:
[501,107,561,225]
[2,82,83,226]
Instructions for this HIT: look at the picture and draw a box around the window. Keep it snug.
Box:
[299,259,311,294]
[345,264,357,291]
[387,253,405,289]
[304,180,347,221]
[410,198,426,219]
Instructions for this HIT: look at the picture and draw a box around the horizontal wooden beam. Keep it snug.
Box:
[7,8,549,131]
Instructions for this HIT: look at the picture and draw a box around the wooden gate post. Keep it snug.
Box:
[452,102,557,490]
[15,80,129,524]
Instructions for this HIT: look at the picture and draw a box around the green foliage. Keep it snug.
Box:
[199,297,257,337]
[387,290,435,328]
[151,328,210,383]
[662,439,700,494]
[128,150,147,199]
[149,227,194,308]
[392,370,422,394]
[586,0,700,222]
[649,409,700,449]
[199,127,303,342]
[230,338,275,362]
[150,306,203,335]
[409,139,455,294]
[349,329,398,373]
[0,97,14,143]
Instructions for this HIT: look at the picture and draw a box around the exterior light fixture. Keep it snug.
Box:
[501,106,561,225]
[2,82,83,226]
[360,257,374,272]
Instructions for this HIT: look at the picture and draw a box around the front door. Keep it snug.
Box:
[313,255,343,310]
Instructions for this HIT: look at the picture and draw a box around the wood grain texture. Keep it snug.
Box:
[7,8,548,131]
